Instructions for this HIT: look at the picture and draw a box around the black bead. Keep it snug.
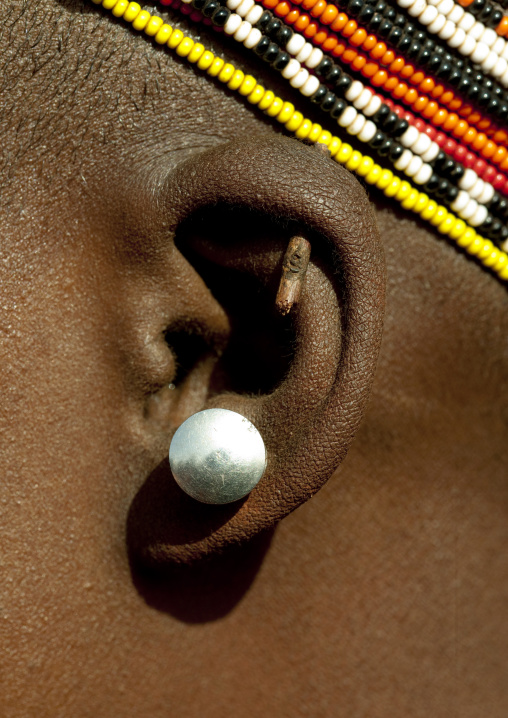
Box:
[500,226,508,242]
[490,9,503,28]
[373,105,390,125]
[375,0,387,12]
[436,178,450,199]
[266,18,281,36]
[377,139,392,157]
[388,143,404,161]
[383,111,399,132]
[379,19,392,37]
[394,13,406,27]
[385,7,397,21]
[254,36,270,56]
[397,34,412,53]
[273,51,290,70]
[330,99,347,119]
[405,22,416,35]
[316,58,333,78]
[311,85,328,104]
[414,30,427,43]
[321,91,337,111]
[348,0,364,14]
[192,0,207,9]
[446,185,458,202]
[499,103,508,117]
[358,5,375,23]
[211,6,229,25]
[471,0,486,11]
[479,4,493,22]
[425,174,440,192]
[263,42,280,64]
[335,74,352,96]
[416,48,432,66]
[458,76,472,93]
[393,118,409,137]
[327,66,343,85]
[469,84,481,101]
[275,26,292,46]
[201,0,219,18]
[478,90,491,108]
[436,61,452,80]
[427,54,442,72]
[256,11,272,31]
[387,27,403,45]
[450,164,464,181]
[448,69,462,87]
[370,12,383,30]
[407,41,421,59]
[369,131,386,149]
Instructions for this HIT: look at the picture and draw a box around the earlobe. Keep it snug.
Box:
[127,134,386,567]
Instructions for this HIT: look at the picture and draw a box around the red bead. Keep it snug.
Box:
[473,159,487,175]
[425,126,437,140]
[483,165,496,182]
[493,174,506,190]
[454,145,467,162]
[435,132,446,147]
[463,152,476,169]
[443,139,456,154]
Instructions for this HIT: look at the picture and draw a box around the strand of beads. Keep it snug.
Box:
[455,0,508,38]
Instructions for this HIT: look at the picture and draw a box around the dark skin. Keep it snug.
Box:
[1,1,507,715]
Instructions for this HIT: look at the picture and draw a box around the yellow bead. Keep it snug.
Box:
[413,192,429,214]
[197,51,215,71]
[112,0,129,17]
[456,228,476,248]
[285,111,304,132]
[123,2,141,22]
[376,169,393,190]
[401,188,419,210]
[365,165,382,185]
[154,24,173,44]
[328,137,342,157]
[131,9,150,30]
[448,218,466,240]
[218,63,235,83]
[420,199,437,221]
[483,247,500,267]
[395,180,412,202]
[277,102,295,124]
[247,85,265,105]
[345,151,363,172]
[295,119,312,139]
[188,43,205,63]
[437,214,454,235]
[264,96,283,117]
[259,91,276,111]
[317,130,332,147]
[356,156,375,177]
[307,124,322,144]
[102,0,119,9]
[335,143,353,165]
[493,252,508,272]
[167,28,184,48]
[498,263,508,280]
[238,75,257,96]
[466,236,483,255]
[384,177,401,197]
[144,15,163,36]
[429,205,447,227]
[176,37,194,57]
[207,57,225,77]
[477,239,494,259]
[227,70,245,91]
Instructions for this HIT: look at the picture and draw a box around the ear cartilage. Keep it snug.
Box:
[169,409,267,504]
[275,235,311,316]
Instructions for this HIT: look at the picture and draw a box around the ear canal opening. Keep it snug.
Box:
[174,204,305,397]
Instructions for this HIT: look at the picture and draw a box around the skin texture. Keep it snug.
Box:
[0,1,507,715]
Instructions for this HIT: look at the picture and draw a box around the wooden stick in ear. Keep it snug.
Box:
[275,235,311,316]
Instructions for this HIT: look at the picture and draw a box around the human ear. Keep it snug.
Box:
[127,134,385,566]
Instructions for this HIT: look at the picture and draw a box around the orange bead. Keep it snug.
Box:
[422,101,438,118]
[463,128,477,144]
[351,55,366,71]
[350,28,367,46]
[469,112,482,125]
[477,119,491,131]
[274,1,290,15]
[330,12,348,31]
[400,64,414,79]
[458,0,473,5]
[443,113,458,131]
[313,29,327,43]
[440,91,454,104]
[303,21,318,36]
[433,109,447,126]
[414,96,429,112]
[404,88,418,104]
[362,34,377,50]
[419,77,435,94]
[310,0,327,16]
[448,99,462,111]
[389,57,404,73]
[384,76,399,91]
[493,130,508,144]
[471,132,486,150]
[301,0,318,10]
[372,70,388,86]
[496,16,508,36]
[380,50,395,65]
[411,71,424,85]
[331,41,346,56]
[493,147,508,164]
[322,36,338,52]
[432,84,445,98]
[371,42,386,59]
[342,20,358,36]
[362,61,378,77]
[500,157,508,170]
[294,14,310,29]
[320,4,338,24]
[453,120,468,137]
[342,48,357,63]
[393,82,408,98]
[286,9,300,23]
[264,0,278,7]
[482,141,497,158]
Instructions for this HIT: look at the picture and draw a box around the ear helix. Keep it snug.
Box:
[127,134,385,566]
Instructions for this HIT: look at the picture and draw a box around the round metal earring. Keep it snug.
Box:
[169,408,267,505]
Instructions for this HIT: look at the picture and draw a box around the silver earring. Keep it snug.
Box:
[169,408,266,505]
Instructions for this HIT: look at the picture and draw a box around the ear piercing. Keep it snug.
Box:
[169,408,267,504]
[276,235,312,315]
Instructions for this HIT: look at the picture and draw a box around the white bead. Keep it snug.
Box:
[480,27,497,48]
[412,132,432,155]
[469,205,488,227]
[286,33,306,56]
[245,5,263,23]
[363,95,382,116]
[438,19,455,40]
[413,163,433,184]
[338,106,357,128]
[481,51,498,73]
[243,27,261,48]
[502,42,508,60]
[408,0,427,17]
[355,88,373,110]
[458,35,476,56]
[501,67,508,85]
[492,57,508,79]
[428,13,447,32]
[470,41,489,63]
[300,74,320,97]
[419,5,438,24]
[405,154,424,178]
[345,80,364,102]
[459,168,477,191]
[436,0,453,16]
[347,114,366,136]
[451,190,469,212]
[460,198,479,220]
[447,4,464,23]
[226,0,242,9]
[492,36,505,56]
[457,12,475,31]
[296,42,313,64]
[234,20,252,42]
[478,183,494,204]
[237,0,254,16]
[290,67,309,89]
[306,48,323,68]
[394,148,413,171]
[421,141,440,162]
[448,27,466,48]
[397,0,414,8]
[469,21,485,40]
[400,125,419,148]
[224,13,242,34]
[469,178,485,200]
[357,119,377,142]
[281,58,300,79]
[427,0,441,6]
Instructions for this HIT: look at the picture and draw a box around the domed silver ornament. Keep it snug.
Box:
[169,408,266,505]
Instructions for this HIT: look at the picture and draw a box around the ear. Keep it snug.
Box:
[127,135,385,566]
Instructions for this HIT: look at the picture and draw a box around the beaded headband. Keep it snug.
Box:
[90,0,508,282]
